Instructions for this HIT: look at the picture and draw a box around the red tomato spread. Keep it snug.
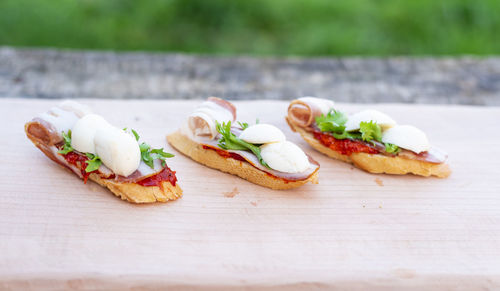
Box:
[202,145,246,161]
[61,151,95,183]
[57,144,178,188]
[313,131,379,155]
[136,166,177,190]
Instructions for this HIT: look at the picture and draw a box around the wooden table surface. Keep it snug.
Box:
[1,98,500,290]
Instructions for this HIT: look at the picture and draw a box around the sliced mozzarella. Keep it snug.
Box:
[381,125,430,154]
[239,124,286,144]
[345,110,396,131]
[94,126,141,177]
[260,141,309,173]
[71,114,112,154]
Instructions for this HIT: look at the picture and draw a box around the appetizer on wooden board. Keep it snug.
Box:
[25,101,182,203]
[167,97,319,189]
[286,97,451,178]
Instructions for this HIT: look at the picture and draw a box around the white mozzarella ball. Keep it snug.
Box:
[239,124,286,144]
[260,141,309,173]
[94,127,141,177]
[71,114,111,154]
[381,125,430,154]
[345,110,396,131]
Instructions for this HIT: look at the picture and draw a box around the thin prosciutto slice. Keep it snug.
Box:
[287,97,448,164]
[287,97,334,128]
[187,97,237,139]
[25,102,165,183]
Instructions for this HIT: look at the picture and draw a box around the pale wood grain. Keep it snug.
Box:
[1,98,500,290]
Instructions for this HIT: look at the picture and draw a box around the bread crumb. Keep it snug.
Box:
[223,187,239,198]
[375,178,384,186]
[250,201,258,207]
[394,268,416,279]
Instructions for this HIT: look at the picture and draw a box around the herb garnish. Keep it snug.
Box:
[128,128,174,168]
[237,118,260,130]
[315,110,360,140]
[215,120,269,168]
[84,153,102,172]
[58,130,74,154]
[237,121,249,130]
[57,130,102,172]
[384,143,400,154]
[315,109,390,151]
[359,121,382,144]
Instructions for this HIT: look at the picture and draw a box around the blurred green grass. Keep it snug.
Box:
[1,0,499,56]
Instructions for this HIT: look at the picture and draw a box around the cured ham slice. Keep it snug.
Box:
[187,97,236,139]
[398,147,448,164]
[287,97,334,128]
[115,159,165,183]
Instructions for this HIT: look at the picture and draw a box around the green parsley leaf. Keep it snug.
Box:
[384,143,400,154]
[131,129,140,141]
[216,120,269,168]
[136,132,174,169]
[84,153,102,173]
[237,121,249,130]
[139,142,150,152]
[332,131,362,140]
[237,119,261,130]
[315,110,348,134]
[151,148,175,158]
[150,148,174,167]
[123,128,140,141]
[139,142,154,168]
[359,121,382,143]
[58,130,74,155]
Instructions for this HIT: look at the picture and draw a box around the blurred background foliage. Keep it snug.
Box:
[0,0,499,56]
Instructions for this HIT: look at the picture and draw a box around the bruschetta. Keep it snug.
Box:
[167,97,319,189]
[25,101,182,203]
[286,97,451,178]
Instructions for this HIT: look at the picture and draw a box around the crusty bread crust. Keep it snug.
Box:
[167,131,319,190]
[89,173,182,203]
[286,117,451,178]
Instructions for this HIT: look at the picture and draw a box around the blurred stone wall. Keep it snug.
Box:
[0,47,499,105]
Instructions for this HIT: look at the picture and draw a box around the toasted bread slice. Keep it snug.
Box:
[287,118,451,178]
[167,131,319,190]
[89,173,182,203]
